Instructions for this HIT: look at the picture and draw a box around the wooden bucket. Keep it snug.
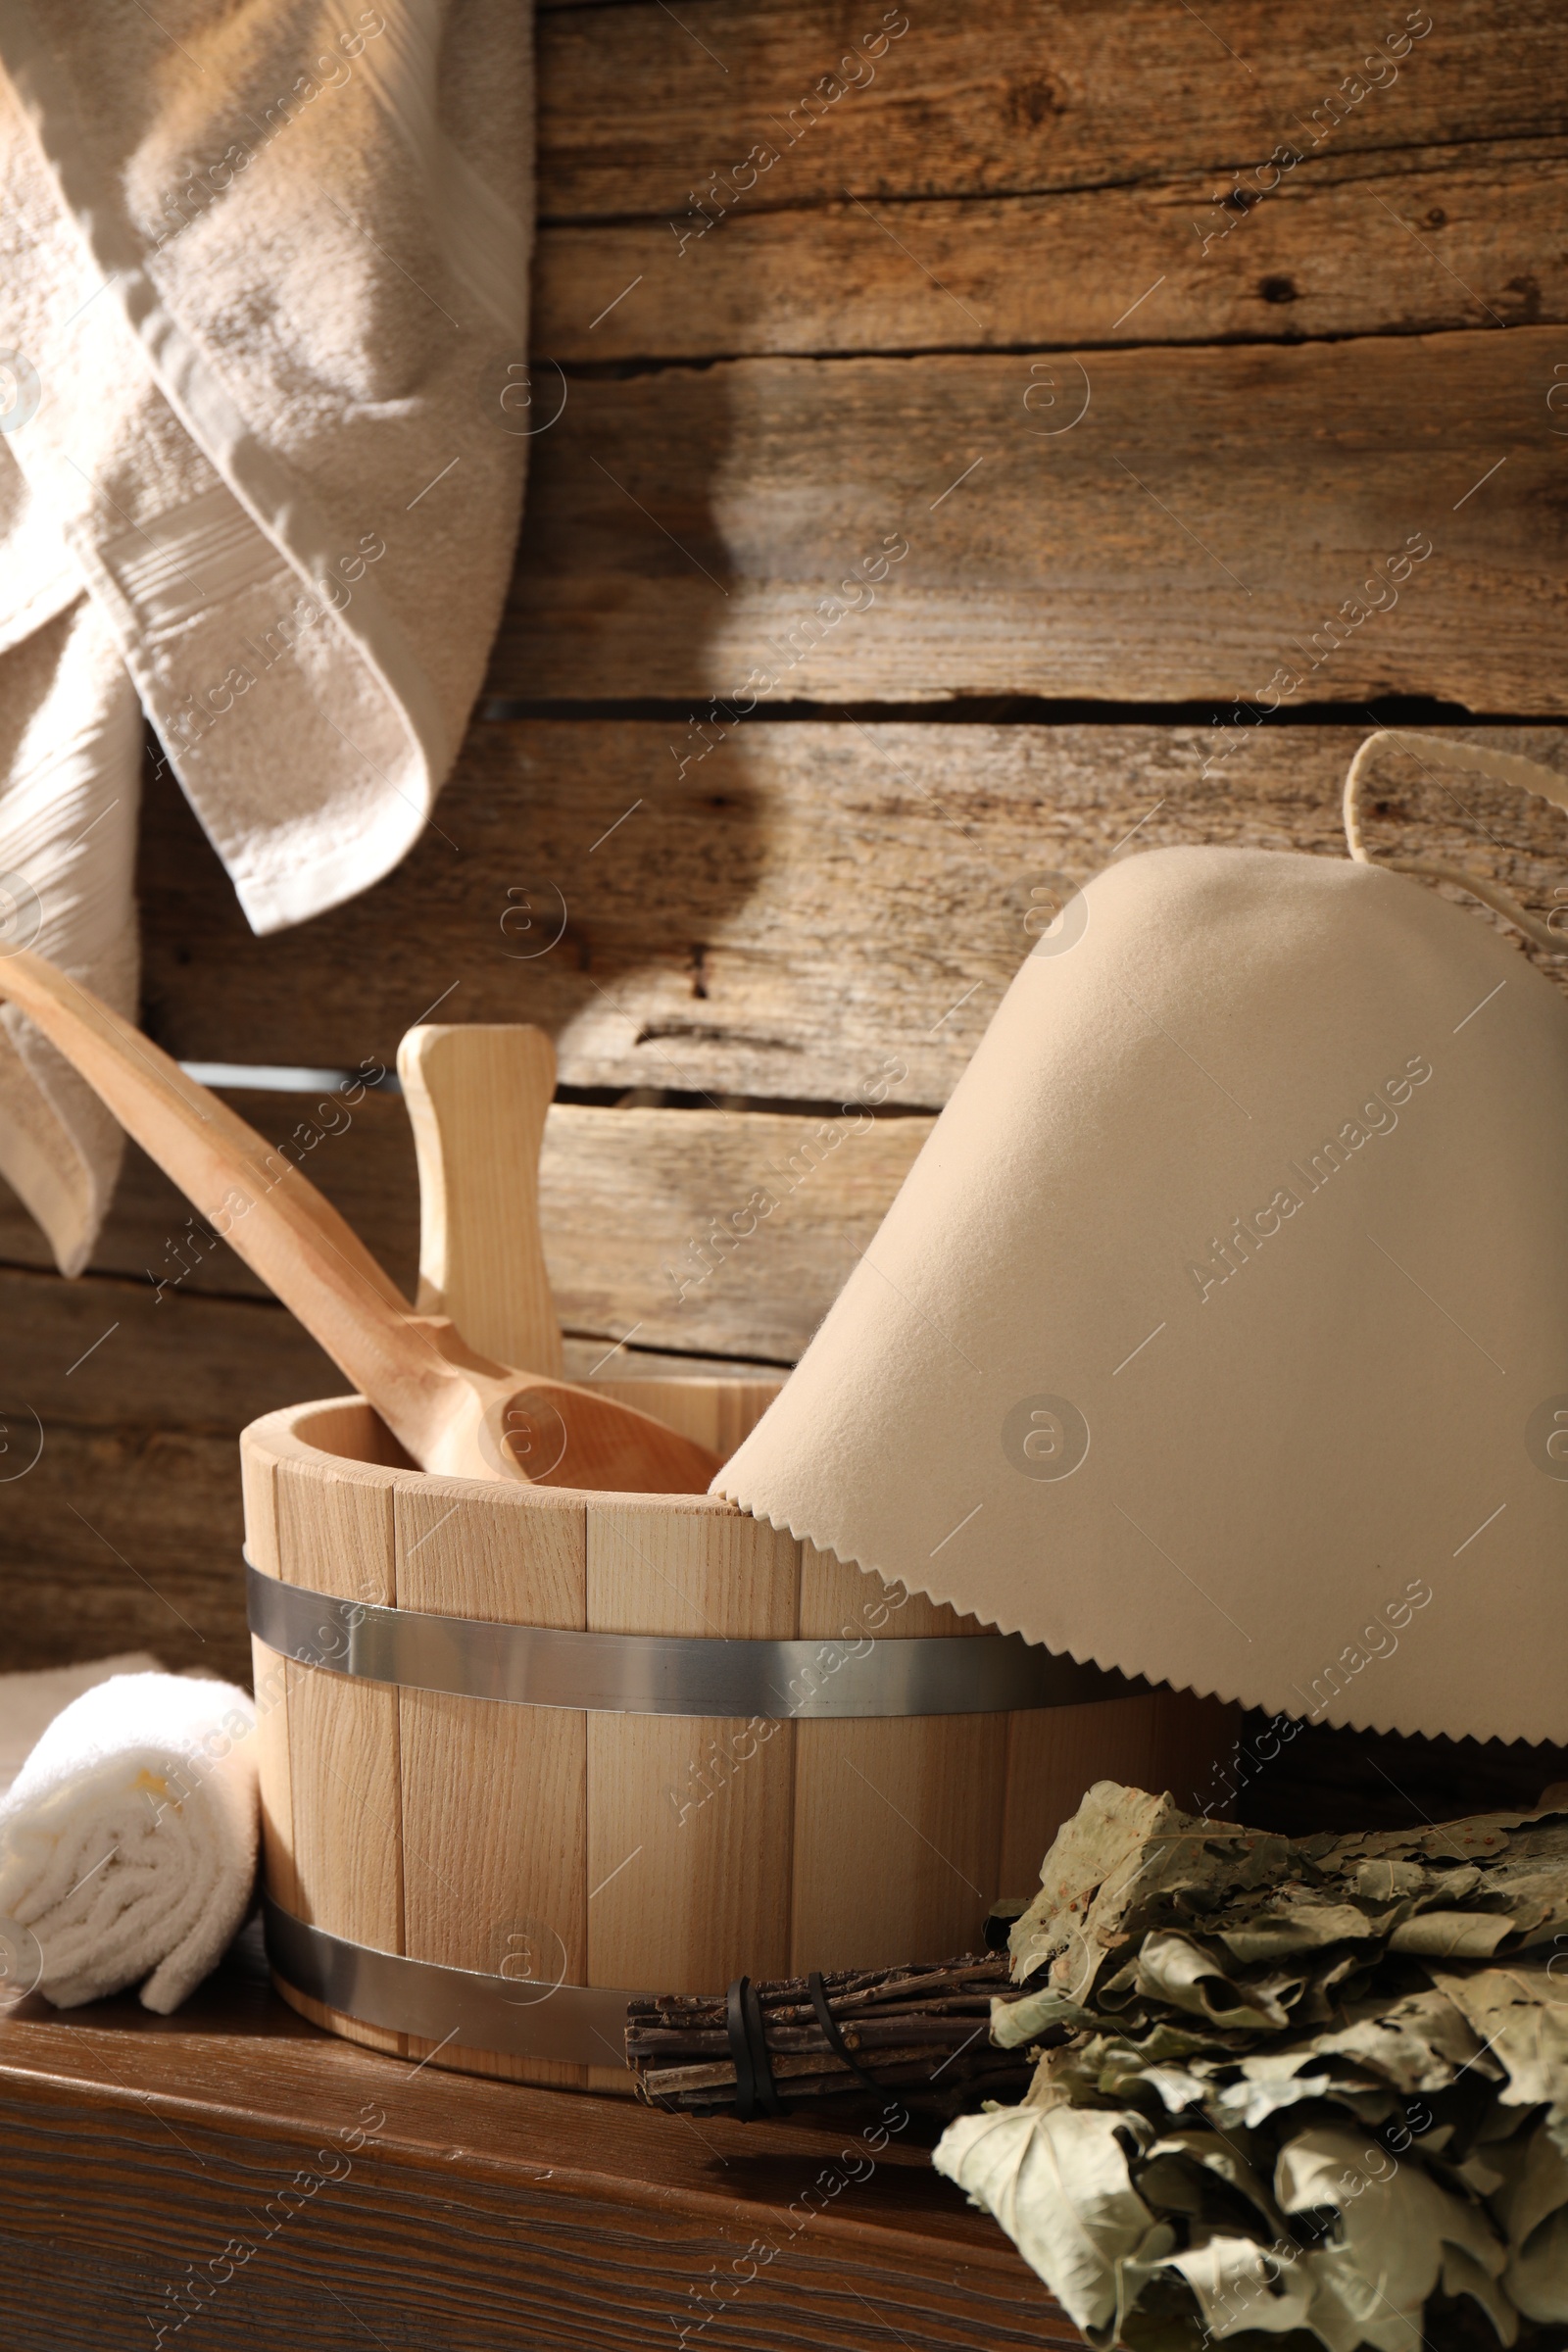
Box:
[243,1027,1236,2090]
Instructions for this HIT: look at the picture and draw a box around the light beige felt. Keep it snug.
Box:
[717,743,1568,1744]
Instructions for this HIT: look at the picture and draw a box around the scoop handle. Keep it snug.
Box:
[0,952,725,1494]
[0,948,464,1441]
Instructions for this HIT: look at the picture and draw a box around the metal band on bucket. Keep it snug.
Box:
[263,1895,642,2069]
[246,1557,1134,1718]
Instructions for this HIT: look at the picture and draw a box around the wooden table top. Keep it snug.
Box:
[0,1925,1073,2352]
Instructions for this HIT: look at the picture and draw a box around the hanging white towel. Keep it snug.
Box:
[0,1670,258,2012]
[0,0,534,1272]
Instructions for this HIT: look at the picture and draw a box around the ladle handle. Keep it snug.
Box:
[0,948,463,1442]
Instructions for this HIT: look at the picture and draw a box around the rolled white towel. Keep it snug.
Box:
[0,1671,258,2013]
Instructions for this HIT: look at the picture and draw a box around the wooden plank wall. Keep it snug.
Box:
[3,1,1566,1826]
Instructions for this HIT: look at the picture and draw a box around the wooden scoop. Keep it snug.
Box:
[0,949,721,1494]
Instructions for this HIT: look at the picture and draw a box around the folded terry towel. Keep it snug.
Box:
[0,1671,258,2011]
[0,0,535,1272]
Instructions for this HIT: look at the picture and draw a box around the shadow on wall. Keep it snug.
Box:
[1228,1712,1568,1837]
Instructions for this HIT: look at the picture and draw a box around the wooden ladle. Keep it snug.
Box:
[0,949,722,1494]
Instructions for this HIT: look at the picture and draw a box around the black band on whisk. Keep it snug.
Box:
[725,1976,789,2121]
[808,1969,904,2114]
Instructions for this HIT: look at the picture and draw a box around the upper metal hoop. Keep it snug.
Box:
[246,1558,1135,1720]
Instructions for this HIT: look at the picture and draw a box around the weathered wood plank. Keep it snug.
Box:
[535,142,1568,358]
[543,1104,930,1360]
[536,0,1564,217]
[0,1098,933,1362]
[496,331,1568,705]
[0,1423,247,1680]
[0,1263,333,1432]
[0,1089,420,1301]
[0,1247,793,1439]
[134,723,1568,1099]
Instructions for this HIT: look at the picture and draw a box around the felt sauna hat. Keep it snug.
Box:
[716,734,1568,1746]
